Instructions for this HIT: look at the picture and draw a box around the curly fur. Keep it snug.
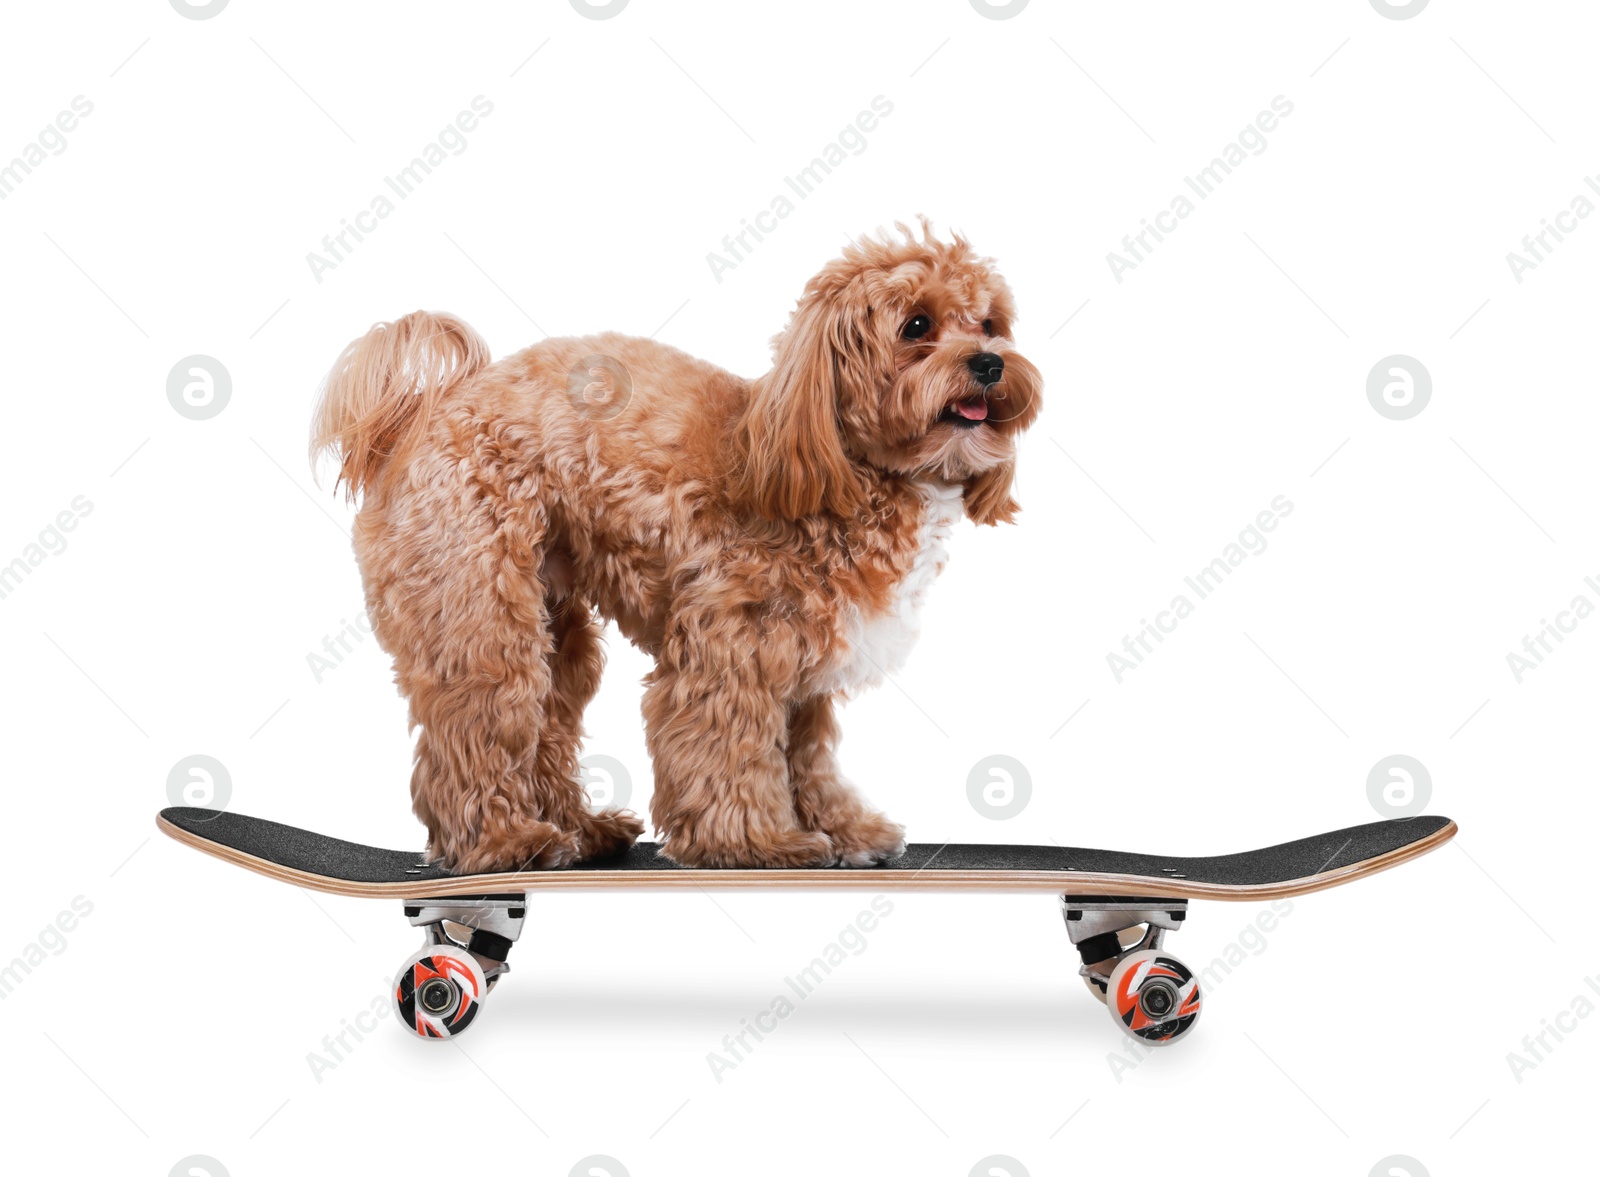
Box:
[311,223,1042,871]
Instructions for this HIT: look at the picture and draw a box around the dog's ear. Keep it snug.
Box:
[735,296,869,520]
[962,462,1020,526]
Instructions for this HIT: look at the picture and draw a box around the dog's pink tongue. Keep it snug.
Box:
[955,398,989,421]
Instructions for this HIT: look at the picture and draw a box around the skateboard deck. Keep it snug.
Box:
[157,807,1455,900]
[157,807,1456,1044]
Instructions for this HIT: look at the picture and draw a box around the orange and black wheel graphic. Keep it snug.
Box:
[1107,950,1201,1045]
[394,945,486,1039]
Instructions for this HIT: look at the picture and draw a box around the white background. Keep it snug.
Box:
[1,1,1593,1174]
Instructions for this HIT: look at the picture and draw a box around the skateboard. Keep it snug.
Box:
[157,806,1456,1045]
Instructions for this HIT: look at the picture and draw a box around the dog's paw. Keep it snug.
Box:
[758,829,839,868]
[445,820,582,874]
[836,841,906,868]
[577,808,646,861]
[662,828,837,869]
[825,812,907,867]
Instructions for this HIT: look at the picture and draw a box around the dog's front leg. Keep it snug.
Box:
[642,607,835,869]
[788,693,907,866]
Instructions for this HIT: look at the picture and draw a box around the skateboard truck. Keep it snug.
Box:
[394,894,528,1039]
[1061,895,1202,1045]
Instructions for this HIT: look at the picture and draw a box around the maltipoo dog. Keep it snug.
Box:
[312,223,1042,872]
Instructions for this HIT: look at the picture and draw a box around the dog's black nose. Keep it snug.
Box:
[967,352,1004,386]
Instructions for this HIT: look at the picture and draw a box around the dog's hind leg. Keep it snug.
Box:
[535,593,645,860]
[365,463,589,875]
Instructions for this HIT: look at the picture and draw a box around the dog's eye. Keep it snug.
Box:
[982,318,993,336]
[902,314,932,340]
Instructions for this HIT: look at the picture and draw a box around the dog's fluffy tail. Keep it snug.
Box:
[310,310,490,498]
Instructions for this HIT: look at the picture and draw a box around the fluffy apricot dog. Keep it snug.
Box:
[312,225,1042,872]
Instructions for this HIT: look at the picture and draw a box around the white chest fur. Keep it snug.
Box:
[821,481,963,696]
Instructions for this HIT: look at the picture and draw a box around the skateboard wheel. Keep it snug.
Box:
[394,944,487,1039]
[1106,949,1201,1045]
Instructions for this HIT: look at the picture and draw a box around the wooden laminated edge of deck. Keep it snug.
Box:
[156,815,1458,902]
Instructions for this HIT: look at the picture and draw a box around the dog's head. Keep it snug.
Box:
[735,223,1042,525]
